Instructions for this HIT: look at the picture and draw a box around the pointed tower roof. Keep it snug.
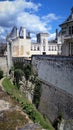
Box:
[59,7,73,27]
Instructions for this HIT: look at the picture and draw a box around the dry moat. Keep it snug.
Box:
[0,87,32,130]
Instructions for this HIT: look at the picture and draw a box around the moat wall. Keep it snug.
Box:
[0,56,8,75]
[32,55,73,122]
[39,80,73,122]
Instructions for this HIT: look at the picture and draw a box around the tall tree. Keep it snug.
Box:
[14,69,24,89]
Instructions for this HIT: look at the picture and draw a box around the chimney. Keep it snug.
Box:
[23,27,26,39]
[56,29,58,41]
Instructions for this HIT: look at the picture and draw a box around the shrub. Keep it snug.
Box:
[0,69,3,79]
[53,113,63,130]
[33,79,41,108]
[23,64,32,81]
[14,69,24,89]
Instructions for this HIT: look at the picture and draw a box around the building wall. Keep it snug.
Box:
[62,43,69,56]
[0,56,8,75]
[12,37,31,57]
[31,43,58,55]
[59,8,73,56]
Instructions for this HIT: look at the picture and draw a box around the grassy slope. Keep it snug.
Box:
[2,77,54,130]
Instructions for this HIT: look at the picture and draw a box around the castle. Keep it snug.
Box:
[7,26,59,58]
[6,7,73,71]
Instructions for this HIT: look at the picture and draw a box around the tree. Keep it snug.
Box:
[23,64,32,81]
[14,69,24,89]
[0,69,3,79]
[33,80,41,109]
[13,61,24,70]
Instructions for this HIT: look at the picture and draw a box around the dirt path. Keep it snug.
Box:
[0,77,5,90]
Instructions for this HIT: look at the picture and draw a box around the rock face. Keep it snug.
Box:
[0,87,32,130]
[59,119,73,130]
[18,123,42,130]
[0,100,11,111]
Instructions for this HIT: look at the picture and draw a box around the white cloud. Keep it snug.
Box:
[42,13,59,23]
[0,0,41,27]
[48,33,56,40]
[0,26,5,34]
[17,12,48,32]
[0,0,60,41]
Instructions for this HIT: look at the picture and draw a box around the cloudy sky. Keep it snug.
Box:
[0,0,73,41]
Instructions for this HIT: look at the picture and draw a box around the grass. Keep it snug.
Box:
[2,77,54,130]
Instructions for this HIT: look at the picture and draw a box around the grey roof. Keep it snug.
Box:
[10,26,18,39]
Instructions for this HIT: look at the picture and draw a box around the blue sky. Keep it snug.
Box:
[0,0,73,41]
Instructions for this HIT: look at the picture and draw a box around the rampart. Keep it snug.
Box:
[32,55,73,122]
[0,56,8,75]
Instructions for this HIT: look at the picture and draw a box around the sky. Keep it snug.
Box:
[0,0,73,41]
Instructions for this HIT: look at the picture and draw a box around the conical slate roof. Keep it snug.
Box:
[59,7,73,27]
[9,26,18,39]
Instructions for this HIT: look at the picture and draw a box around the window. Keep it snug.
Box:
[43,39,46,45]
[55,46,57,51]
[34,46,36,51]
[37,46,40,51]
[69,26,71,35]
[72,26,73,34]
[43,46,45,51]
[48,46,50,51]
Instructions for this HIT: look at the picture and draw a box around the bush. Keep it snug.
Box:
[53,113,63,130]
[14,69,24,89]
[0,69,3,79]
[23,64,32,81]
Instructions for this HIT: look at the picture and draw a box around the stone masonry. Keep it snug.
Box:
[32,55,73,122]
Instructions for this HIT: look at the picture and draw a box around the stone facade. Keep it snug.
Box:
[0,56,8,75]
[7,26,59,58]
[58,7,73,56]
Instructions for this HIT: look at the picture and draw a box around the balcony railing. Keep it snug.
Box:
[64,34,73,40]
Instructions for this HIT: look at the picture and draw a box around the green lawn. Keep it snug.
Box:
[2,77,54,130]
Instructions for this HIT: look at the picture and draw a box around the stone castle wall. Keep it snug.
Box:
[32,55,73,122]
[39,80,73,122]
[32,55,73,95]
[0,56,8,75]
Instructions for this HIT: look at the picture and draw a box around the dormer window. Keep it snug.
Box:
[69,26,71,35]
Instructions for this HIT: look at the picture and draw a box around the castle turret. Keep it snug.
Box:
[19,27,26,39]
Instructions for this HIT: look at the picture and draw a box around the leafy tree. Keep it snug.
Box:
[0,69,3,79]
[23,64,32,81]
[13,61,24,70]
[14,69,24,89]
[33,80,41,109]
